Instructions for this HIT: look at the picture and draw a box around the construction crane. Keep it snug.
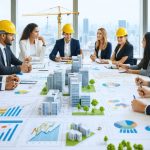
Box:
[23,6,79,38]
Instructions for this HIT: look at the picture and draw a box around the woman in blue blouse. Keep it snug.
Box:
[90,28,112,61]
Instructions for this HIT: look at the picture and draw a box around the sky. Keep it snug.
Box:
[0,0,149,30]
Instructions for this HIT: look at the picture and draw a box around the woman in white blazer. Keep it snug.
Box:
[19,23,46,62]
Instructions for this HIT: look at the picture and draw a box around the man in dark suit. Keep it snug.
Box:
[0,74,19,90]
[0,20,32,75]
[49,24,81,62]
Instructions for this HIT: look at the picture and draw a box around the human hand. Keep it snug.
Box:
[24,56,32,63]
[137,86,150,98]
[55,57,62,62]
[5,81,18,90]
[131,99,146,113]
[38,36,46,45]
[135,77,149,86]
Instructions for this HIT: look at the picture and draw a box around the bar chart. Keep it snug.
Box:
[0,120,23,142]
[0,106,23,117]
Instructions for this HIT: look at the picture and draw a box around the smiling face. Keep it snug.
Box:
[63,32,72,42]
[142,37,146,48]
[117,36,127,45]
[97,29,103,41]
[30,27,39,39]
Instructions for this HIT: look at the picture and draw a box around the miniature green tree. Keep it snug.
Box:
[107,143,116,150]
[87,84,91,89]
[43,87,48,92]
[118,143,123,150]
[77,103,81,112]
[127,146,132,150]
[41,86,48,95]
[91,99,99,109]
[83,106,89,114]
[91,108,95,113]
[137,144,143,150]
[133,144,138,149]
[99,106,105,114]
[89,79,95,85]
[104,136,108,142]
[121,140,126,147]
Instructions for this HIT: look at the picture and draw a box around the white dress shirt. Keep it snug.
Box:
[64,41,71,57]
[0,43,7,66]
[0,76,6,90]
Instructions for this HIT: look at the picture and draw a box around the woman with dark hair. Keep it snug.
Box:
[119,32,150,76]
[90,28,112,61]
[19,23,46,62]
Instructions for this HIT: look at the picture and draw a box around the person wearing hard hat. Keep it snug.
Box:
[101,27,133,65]
[49,23,81,62]
[118,32,150,76]
[0,20,32,75]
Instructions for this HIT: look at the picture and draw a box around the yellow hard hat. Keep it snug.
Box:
[62,24,74,34]
[0,20,16,34]
[116,27,127,37]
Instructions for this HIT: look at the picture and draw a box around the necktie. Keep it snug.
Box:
[3,48,7,66]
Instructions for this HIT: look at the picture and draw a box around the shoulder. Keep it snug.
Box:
[106,42,112,48]
[71,38,79,43]
[125,42,133,49]
[107,42,112,46]
[56,38,64,43]
[20,39,28,45]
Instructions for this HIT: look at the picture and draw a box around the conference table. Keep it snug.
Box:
[0,58,150,150]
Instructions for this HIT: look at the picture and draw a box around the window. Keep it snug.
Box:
[0,0,11,20]
[78,0,140,57]
[18,0,73,55]
[148,0,150,31]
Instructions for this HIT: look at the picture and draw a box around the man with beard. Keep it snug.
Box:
[0,20,32,75]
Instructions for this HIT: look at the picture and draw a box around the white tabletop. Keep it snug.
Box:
[0,58,150,150]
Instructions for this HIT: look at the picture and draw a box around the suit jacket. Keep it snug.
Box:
[49,38,80,61]
[19,39,46,61]
[95,42,112,59]
[0,45,22,75]
[114,42,134,65]
[146,105,150,115]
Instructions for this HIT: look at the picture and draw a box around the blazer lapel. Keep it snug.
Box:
[4,47,9,66]
[70,39,73,56]
[62,39,65,57]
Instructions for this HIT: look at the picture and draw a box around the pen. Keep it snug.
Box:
[133,95,136,99]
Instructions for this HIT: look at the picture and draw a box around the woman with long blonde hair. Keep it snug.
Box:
[90,28,112,61]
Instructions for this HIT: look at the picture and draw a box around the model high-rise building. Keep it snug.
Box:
[79,68,89,87]
[40,90,62,115]
[80,93,90,107]
[70,78,81,107]
[47,70,65,92]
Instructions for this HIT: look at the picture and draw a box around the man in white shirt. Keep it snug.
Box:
[0,20,32,75]
[49,24,81,62]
